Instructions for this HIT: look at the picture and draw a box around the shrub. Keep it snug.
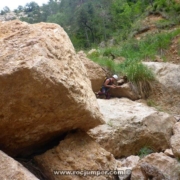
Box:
[124,62,155,83]
[87,50,101,58]
[118,61,155,98]
[87,55,116,72]
[138,147,153,158]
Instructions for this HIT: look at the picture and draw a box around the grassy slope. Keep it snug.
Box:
[86,11,180,114]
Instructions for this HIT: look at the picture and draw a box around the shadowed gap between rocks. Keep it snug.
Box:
[14,129,78,180]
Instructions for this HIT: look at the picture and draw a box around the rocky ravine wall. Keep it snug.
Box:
[1,20,180,180]
[143,62,180,114]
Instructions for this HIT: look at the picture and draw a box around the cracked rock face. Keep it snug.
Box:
[143,62,180,114]
[0,150,39,180]
[170,122,180,158]
[131,152,180,180]
[77,51,106,92]
[34,131,116,180]
[88,98,176,158]
[0,20,104,156]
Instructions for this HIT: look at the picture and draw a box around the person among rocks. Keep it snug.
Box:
[96,74,121,99]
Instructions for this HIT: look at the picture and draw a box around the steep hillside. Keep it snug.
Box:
[134,13,180,65]
[130,13,180,115]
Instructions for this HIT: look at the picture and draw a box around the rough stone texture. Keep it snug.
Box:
[131,153,180,180]
[164,149,174,158]
[143,62,180,114]
[88,98,176,158]
[0,11,28,22]
[34,131,117,180]
[77,51,106,92]
[140,162,168,180]
[170,122,180,158]
[0,20,104,156]
[0,150,39,180]
[76,53,140,100]
[143,62,180,92]
[116,156,139,180]
[110,82,140,100]
[174,115,180,121]
[119,155,140,169]
[117,167,132,180]
[0,12,17,21]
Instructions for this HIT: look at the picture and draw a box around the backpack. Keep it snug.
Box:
[103,77,112,86]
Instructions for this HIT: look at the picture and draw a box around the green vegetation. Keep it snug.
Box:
[88,28,180,62]
[138,146,154,158]
[0,6,10,15]
[147,99,158,107]
[87,28,180,97]
[147,99,165,112]
[2,0,180,48]
[88,49,155,98]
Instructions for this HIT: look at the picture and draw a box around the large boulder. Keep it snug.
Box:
[34,131,117,180]
[0,150,39,180]
[0,20,104,156]
[170,122,180,158]
[88,98,176,158]
[131,152,180,180]
[143,62,180,114]
[75,53,140,100]
[110,82,140,100]
[119,155,140,169]
[77,51,106,92]
[143,62,180,92]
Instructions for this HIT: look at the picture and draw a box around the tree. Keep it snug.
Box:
[24,2,39,13]
[21,2,41,23]
[47,12,67,27]
[0,6,10,15]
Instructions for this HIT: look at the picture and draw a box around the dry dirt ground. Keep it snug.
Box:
[135,14,180,115]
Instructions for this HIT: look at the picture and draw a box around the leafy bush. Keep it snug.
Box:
[103,48,114,57]
[102,47,122,59]
[138,147,153,158]
[88,55,116,72]
[87,50,101,58]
